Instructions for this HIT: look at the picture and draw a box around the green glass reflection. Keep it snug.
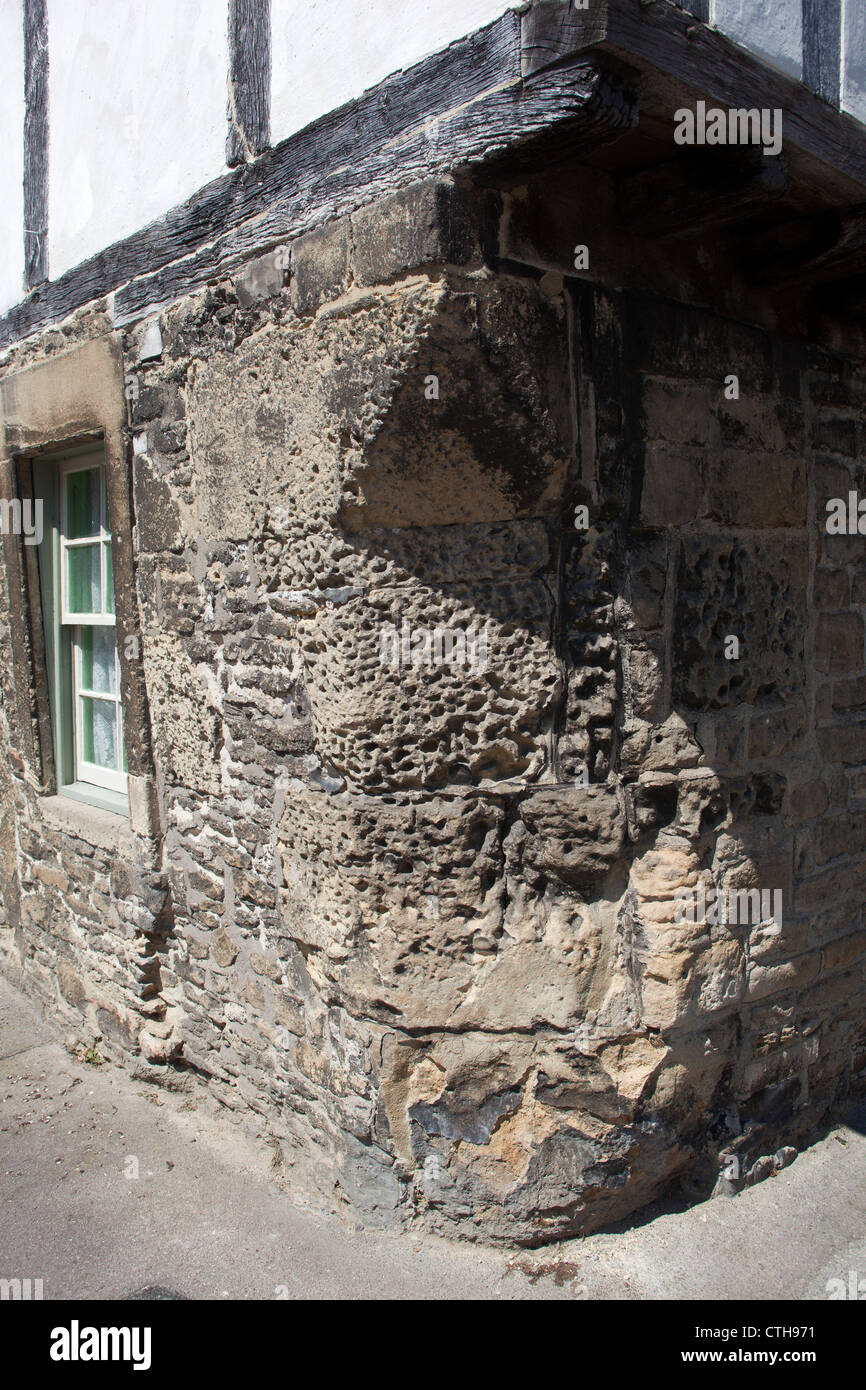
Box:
[80,627,117,695]
[67,544,100,613]
[104,542,114,612]
[66,469,101,540]
[81,698,118,770]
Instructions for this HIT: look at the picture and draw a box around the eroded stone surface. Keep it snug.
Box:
[0,184,864,1246]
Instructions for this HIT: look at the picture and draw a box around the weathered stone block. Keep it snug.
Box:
[810,413,858,457]
[351,179,482,286]
[233,249,288,308]
[294,574,560,791]
[626,536,669,630]
[186,273,571,544]
[289,219,351,315]
[717,396,803,453]
[832,675,866,710]
[641,377,713,446]
[815,613,864,677]
[748,702,807,760]
[817,721,866,765]
[143,632,222,795]
[133,454,183,553]
[813,568,850,610]
[674,535,807,709]
[705,452,806,527]
[211,928,239,968]
[639,447,703,528]
[745,951,821,1004]
[518,785,626,887]
[57,960,86,1008]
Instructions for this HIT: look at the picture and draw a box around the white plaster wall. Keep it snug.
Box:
[270,0,519,146]
[47,0,227,280]
[0,0,25,314]
[842,0,866,124]
[711,0,803,81]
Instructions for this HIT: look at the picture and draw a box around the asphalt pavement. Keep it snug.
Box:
[1,973,864,1301]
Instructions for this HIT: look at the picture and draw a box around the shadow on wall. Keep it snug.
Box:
[260,274,858,1242]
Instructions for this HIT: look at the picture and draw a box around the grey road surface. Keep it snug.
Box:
[1,974,864,1301]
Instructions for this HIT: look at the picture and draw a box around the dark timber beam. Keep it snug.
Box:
[741,204,866,289]
[23,0,48,288]
[0,17,640,345]
[822,273,866,321]
[618,150,789,241]
[677,0,709,19]
[1,13,520,345]
[226,0,271,166]
[803,0,842,108]
[522,0,866,190]
[4,0,866,347]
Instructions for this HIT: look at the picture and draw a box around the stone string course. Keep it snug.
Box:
[1,178,865,1242]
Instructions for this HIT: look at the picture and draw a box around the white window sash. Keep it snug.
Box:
[57,455,127,795]
[59,460,112,625]
[71,628,126,793]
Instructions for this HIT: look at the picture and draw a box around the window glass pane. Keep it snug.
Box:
[80,627,117,694]
[66,468,101,540]
[67,543,101,613]
[81,697,118,770]
[104,541,114,613]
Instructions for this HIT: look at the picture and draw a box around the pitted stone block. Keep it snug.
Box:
[674,535,807,709]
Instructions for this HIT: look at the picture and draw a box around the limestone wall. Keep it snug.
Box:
[0,177,864,1242]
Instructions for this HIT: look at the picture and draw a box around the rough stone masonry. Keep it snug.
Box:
[2,18,866,1245]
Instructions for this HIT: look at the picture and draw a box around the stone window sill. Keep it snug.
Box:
[37,791,140,856]
[60,781,129,817]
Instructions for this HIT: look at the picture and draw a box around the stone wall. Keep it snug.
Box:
[1,176,865,1243]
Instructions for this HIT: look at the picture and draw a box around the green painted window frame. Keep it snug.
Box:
[33,445,128,814]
